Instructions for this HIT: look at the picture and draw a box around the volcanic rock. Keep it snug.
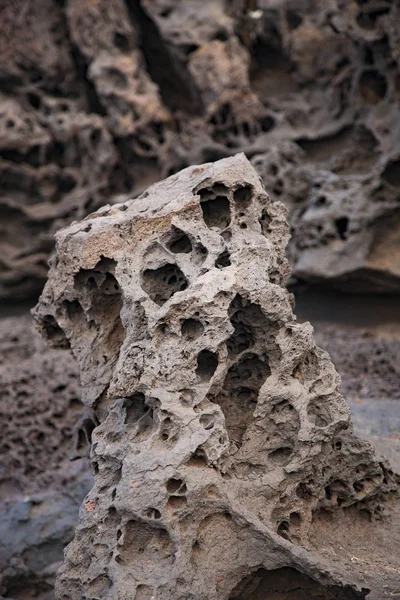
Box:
[0,314,91,599]
[2,0,400,299]
[34,154,399,599]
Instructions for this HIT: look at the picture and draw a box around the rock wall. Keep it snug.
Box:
[34,155,398,599]
[0,315,91,599]
[1,0,400,300]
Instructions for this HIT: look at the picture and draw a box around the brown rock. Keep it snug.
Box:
[2,0,400,298]
[35,155,399,599]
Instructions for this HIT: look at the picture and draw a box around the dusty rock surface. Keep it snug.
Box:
[34,154,399,599]
[1,0,400,299]
[0,315,91,600]
[315,324,400,402]
[2,299,400,600]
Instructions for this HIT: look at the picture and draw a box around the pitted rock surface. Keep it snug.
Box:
[0,315,87,495]
[0,314,92,600]
[35,155,398,599]
[2,0,400,299]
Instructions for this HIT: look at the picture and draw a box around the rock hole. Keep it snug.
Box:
[124,394,154,441]
[119,520,174,566]
[40,315,69,349]
[196,350,218,381]
[167,495,187,509]
[160,416,176,443]
[167,229,193,253]
[72,259,125,371]
[59,174,77,194]
[64,299,84,321]
[296,481,314,500]
[233,185,253,208]
[259,209,272,236]
[214,29,229,42]
[181,318,204,339]
[359,70,387,104]
[186,452,207,467]
[382,159,400,187]
[143,507,161,519]
[357,8,389,30]
[141,263,188,305]
[271,400,295,415]
[353,481,364,493]
[226,296,257,357]
[199,413,216,430]
[335,217,349,240]
[135,585,155,600]
[229,566,368,599]
[113,31,131,52]
[325,480,348,504]
[277,520,291,540]
[27,92,41,109]
[215,250,231,268]
[200,195,231,229]
[166,478,186,494]
[261,116,275,132]
[269,446,293,466]
[287,10,303,29]
[316,195,328,206]
[156,322,169,335]
[289,512,301,525]
[307,398,333,428]
[87,575,112,596]
[211,352,270,443]
[296,126,354,161]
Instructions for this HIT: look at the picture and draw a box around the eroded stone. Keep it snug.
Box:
[34,154,397,600]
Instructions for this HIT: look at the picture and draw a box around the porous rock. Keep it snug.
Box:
[0,314,92,599]
[2,0,400,298]
[35,154,398,599]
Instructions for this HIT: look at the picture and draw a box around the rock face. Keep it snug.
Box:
[34,154,398,600]
[0,314,92,599]
[2,0,400,300]
[0,315,84,496]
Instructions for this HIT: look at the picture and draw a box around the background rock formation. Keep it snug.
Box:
[1,0,400,299]
[0,315,91,599]
[35,155,399,599]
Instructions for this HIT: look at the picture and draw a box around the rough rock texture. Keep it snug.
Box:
[294,290,400,402]
[0,315,87,496]
[0,315,92,600]
[35,155,398,599]
[2,0,400,300]
[314,324,400,402]
[0,479,92,600]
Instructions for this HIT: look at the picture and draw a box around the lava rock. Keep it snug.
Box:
[34,154,398,599]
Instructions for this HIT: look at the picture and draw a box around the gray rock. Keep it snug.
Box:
[34,154,398,599]
[3,0,400,299]
[0,314,92,600]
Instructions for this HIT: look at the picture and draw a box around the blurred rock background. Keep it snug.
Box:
[0,0,399,598]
